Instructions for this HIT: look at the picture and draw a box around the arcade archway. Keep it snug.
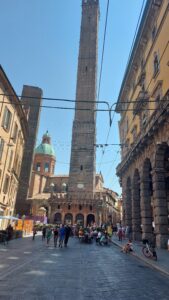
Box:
[54,213,62,224]
[64,213,73,225]
[76,214,84,226]
[87,214,95,226]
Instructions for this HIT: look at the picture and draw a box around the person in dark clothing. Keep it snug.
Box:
[64,225,72,247]
[6,225,13,241]
[42,226,46,241]
[32,226,37,240]
[53,226,59,247]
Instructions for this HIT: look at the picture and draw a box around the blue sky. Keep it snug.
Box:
[0,0,145,195]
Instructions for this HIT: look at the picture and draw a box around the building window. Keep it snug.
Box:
[3,175,10,194]
[132,80,135,92]
[138,72,146,91]
[79,205,82,210]
[12,123,18,143]
[153,52,160,77]
[141,58,144,70]
[131,126,137,141]
[125,139,130,150]
[36,162,41,172]
[58,205,60,209]
[8,150,13,171]
[44,162,49,172]
[2,107,12,131]
[90,205,92,211]
[0,138,4,161]
[152,25,156,40]
[152,81,163,108]
[141,110,148,128]
[13,154,19,174]
[68,205,71,210]
[80,165,83,171]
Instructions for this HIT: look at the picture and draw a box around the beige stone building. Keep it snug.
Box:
[28,132,120,226]
[116,0,169,248]
[0,65,28,229]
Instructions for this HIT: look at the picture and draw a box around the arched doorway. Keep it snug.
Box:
[76,214,84,226]
[54,213,62,224]
[87,214,95,226]
[132,169,141,240]
[64,213,73,225]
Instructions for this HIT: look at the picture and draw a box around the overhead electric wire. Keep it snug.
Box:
[97,0,146,176]
[98,0,145,171]
[0,94,108,106]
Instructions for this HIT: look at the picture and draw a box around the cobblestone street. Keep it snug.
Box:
[0,236,169,300]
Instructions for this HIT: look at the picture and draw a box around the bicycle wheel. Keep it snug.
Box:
[142,246,151,258]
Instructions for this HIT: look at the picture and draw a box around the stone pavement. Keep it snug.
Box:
[111,235,169,276]
[0,236,169,300]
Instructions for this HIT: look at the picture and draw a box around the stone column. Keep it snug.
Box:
[152,168,168,248]
[140,171,153,240]
[125,180,132,228]
[132,175,141,241]
[47,205,52,223]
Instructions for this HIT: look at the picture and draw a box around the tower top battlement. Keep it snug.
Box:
[82,0,99,6]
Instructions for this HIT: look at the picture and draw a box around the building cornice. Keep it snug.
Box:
[116,0,165,113]
[116,89,169,176]
[0,65,28,139]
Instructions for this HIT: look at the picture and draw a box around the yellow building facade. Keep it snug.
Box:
[0,66,28,229]
[116,0,169,248]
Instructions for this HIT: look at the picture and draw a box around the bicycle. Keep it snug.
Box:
[142,239,157,261]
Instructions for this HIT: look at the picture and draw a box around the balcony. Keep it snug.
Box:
[133,90,149,115]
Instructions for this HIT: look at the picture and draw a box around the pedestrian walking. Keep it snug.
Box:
[59,224,65,248]
[117,226,123,242]
[64,224,72,247]
[46,227,52,245]
[6,224,13,241]
[32,226,37,240]
[53,226,59,247]
[42,226,46,241]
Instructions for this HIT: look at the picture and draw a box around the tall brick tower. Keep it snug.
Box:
[16,85,42,216]
[68,0,99,201]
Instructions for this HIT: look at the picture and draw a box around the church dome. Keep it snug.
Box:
[35,131,55,157]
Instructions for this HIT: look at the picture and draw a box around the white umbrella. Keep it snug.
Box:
[0,216,19,220]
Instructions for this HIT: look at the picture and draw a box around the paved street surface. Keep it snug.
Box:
[112,236,169,276]
[0,236,169,300]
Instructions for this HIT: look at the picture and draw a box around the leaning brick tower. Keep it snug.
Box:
[68,0,99,201]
